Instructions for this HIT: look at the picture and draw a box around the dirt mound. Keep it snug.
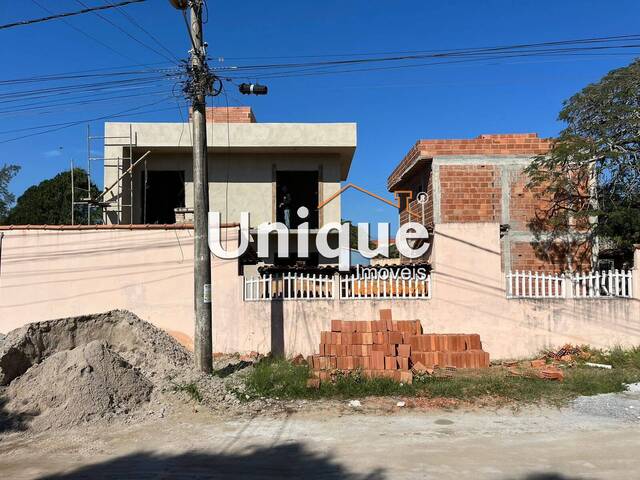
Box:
[4,340,152,430]
[0,311,266,432]
[0,310,191,385]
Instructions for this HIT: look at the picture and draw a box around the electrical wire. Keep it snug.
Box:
[0,76,179,104]
[0,89,173,118]
[212,35,640,79]
[0,98,184,144]
[101,0,182,63]
[0,0,146,30]
[73,0,177,64]
[215,33,640,63]
[0,62,178,86]
[0,67,179,87]
[227,45,640,81]
[29,0,144,65]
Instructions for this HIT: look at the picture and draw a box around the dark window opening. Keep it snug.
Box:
[274,251,319,267]
[143,171,185,224]
[276,171,319,229]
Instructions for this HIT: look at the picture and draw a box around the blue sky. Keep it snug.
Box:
[1,0,640,228]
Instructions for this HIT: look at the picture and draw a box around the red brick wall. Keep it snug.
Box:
[511,241,592,273]
[439,165,501,222]
[509,169,551,232]
[388,133,551,189]
[194,107,256,123]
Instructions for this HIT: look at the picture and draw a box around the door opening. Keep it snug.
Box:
[143,170,185,224]
[275,171,319,229]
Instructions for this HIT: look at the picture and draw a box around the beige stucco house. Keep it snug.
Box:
[102,107,357,268]
[103,107,356,226]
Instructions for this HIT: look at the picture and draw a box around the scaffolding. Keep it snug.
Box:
[72,124,145,225]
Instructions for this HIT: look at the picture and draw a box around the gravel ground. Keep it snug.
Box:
[2,393,640,480]
[571,382,640,422]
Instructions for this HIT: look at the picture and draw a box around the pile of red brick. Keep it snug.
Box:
[308,309,489,384]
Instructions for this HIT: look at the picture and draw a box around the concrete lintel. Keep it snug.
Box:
[432,155,534,166]
[509,231,590,242]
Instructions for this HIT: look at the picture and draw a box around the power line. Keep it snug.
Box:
[30,0,142,65]
[0,0,146,30]
[0,67,178,87]
[73,0,177,64]
[0,62,177,85]
[0,89,174,117]
[215,33,640,63]
[228,44,640,81]
[0,98,183,144]
[213,34,640,77]
[0,81,174,112]
[101,0,182,63]
[0,75,179,103]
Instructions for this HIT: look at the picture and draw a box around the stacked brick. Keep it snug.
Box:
[309,310,490,384]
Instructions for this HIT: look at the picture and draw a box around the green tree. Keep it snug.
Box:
[0,164,20,222]
[4,169,101,225]
[525,59,640,264]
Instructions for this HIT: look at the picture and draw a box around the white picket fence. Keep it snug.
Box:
[507,269,633,299]
[339,274,431,299]
[244,273,335,301]
[243,272,432,301]
[573,270,633,298]
[506,271,566,298]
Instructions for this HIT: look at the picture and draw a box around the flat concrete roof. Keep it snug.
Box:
[105,121,357,178]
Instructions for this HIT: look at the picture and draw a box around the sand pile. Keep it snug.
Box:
[0,309,191,386]
[0,310,266,432]
[4,340,152,430]
[0,310,199,431]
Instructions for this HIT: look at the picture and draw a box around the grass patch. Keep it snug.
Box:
[582,345,640,370]
[241,354,640,405]
[172,382,203,403]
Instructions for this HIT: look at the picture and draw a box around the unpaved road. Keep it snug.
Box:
[1,394,640,480]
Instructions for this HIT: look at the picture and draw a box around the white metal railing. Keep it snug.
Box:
[243,272,432,301]
[507,269,633,299]
[506,271,566,298]
[244,273,335,301]
[573,269,633,298]
[340,274,431,299]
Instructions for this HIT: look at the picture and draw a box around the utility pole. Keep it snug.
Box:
[188,0,212,373]
[170,0,267,373]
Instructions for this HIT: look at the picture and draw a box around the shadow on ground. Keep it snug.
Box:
[213,360,253,378]
[0,394,32,434]
[517,475,583,480]
[33,442,586,480]
[38,443,386,479]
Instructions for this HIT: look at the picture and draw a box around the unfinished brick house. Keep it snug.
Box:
[387,133,591,272]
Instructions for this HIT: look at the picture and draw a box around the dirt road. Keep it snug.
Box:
[2,392,640,480]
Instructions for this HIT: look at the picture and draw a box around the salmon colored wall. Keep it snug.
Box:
[0,228,195,337]
[1,227,639,360]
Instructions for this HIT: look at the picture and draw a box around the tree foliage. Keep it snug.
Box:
[0,164,20,222]
[4,169,101,225]
[525,59,640,264]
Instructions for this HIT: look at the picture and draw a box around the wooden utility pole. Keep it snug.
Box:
[190,0,213,373]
